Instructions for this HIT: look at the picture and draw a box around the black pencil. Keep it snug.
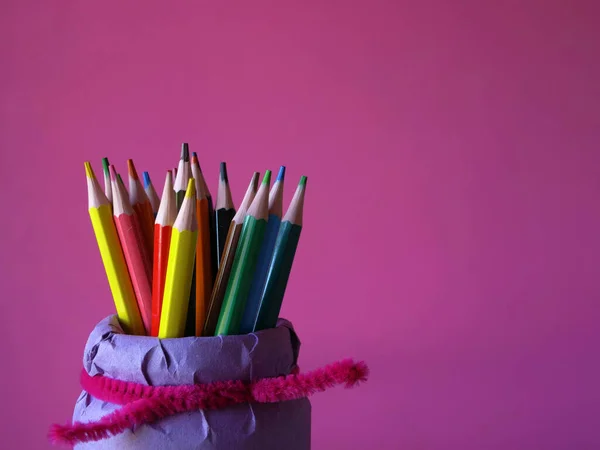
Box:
[214,162,236,269]
[174,143,191,211]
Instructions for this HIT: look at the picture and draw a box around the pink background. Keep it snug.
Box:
[2,1,600,448]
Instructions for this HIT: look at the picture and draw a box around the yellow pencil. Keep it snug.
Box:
[158,178,198,338]
[84,161,145,335]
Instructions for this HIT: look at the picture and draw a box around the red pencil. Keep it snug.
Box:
[110,165,153,334]
[127,159,154,255]
[150,171,176,336]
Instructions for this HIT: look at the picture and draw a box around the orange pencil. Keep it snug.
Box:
[128,159,154,255]
[111,165,153,334]
[150,170,176,336]
[188,155,213,336]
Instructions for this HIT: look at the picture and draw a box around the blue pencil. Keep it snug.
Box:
[142,171,160,218]
[239,165,286,333]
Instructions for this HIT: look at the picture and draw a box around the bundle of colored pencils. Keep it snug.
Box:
[84,144,307,338]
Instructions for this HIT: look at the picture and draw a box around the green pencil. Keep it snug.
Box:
[101,157,112,203]
[215,170,272,335]
[174,143,191,211]
[254,176,306,331]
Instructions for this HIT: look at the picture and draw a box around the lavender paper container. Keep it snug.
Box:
[72,315,311,450]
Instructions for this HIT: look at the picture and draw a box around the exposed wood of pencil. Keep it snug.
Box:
[174,143,190,211]
[215,170,271,336]
[143,171,161,216]
[255,176,307,331]
[240,165,286,334]
[150,171,176,337]
[203,172,259,336]
[85,162,144,335]
[128,159,155,255]
[158,179,198,338]
[110,165,153,334]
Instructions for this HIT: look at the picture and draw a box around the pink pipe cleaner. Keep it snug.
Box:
[49,358,368,446]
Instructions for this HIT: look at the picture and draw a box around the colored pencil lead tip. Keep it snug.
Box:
[276,165,286,182]
[262,170,272,186]
[181,143,189,162]
[127,159,139,179]
[220,162,229,182]
[185,178,196,198]
[143,171,151,188]
[299,175,307,187]
[101,158,110,175]
[191,153,198,165]
[84,161,95,179]
[117,174,124,185]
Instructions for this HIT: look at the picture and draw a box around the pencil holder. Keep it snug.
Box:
[50,315,368,449]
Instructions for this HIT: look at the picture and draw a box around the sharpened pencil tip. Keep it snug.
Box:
[117,174,124,185]
[181,143,189,162]
[299,175,307,187]
[185,178,196,198]
[220,162,228,183]
[276,165,286,182]
[108,165,118,181]
[127,159,139,180]
[101,158,110,176]
[262,170,272,186]
[191,153,198,165]
[143,171,151,188]
[84,161,95,179]
[251,172,260,191]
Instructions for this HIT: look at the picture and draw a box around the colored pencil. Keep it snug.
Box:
[215,170,271,336]
[254,176,307,331]
[204,172,259,336]
[192,151,217,281]
[143,171,161,217]
[110,165,153,334]
[158,179,198,338]
[84,162,144,335]
[240,165,286,333]
[185,157,213,336]
[174,143,191,211]
[214,162,236,268]
[101,157,112,204]
[128,159,154,255]
[150,171,176,337]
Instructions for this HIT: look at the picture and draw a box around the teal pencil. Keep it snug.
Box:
[239,165,285,333]
[254,176,306,331]
[215,170,272,335]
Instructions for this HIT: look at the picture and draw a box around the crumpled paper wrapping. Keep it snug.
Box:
[72,315,311,449]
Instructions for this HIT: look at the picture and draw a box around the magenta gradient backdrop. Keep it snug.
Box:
[2,1,600,449]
